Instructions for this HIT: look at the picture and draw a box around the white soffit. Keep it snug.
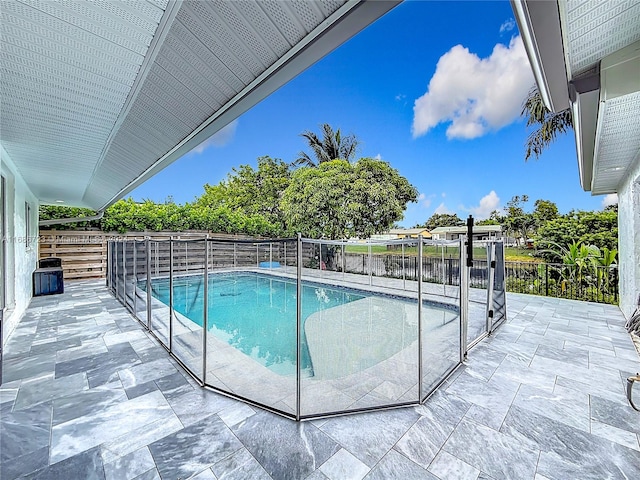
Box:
[563,0,640,76]
[558,1,640,194]
[0,0,167,206]
[591,92,640,194]
[0,0,400,210]
[590,41,640,195]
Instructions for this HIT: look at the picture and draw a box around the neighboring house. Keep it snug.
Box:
[389,228,431,239]
[370,228,431,241]
[430,225,502,241]
[513,1,639,319]
[0,1,399,343]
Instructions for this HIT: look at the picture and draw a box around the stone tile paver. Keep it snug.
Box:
[0,280,638,479]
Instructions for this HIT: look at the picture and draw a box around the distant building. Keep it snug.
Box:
[370,228,431,241]
[429,225,502,241]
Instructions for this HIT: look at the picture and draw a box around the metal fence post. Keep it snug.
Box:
[146,238,151,330]
[486,243,496,335]
[122,241,127,304]
[460,236,469,360]
[368,243,372,286]
[296,233,302,421]
[545,263,549,297]
[402,242,406,290]
[169,239,174,352]
[417,235,423,400]
[202,238,208,387]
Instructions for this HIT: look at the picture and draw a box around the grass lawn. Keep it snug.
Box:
[343,244,540,262]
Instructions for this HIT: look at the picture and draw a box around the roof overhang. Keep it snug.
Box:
[511,0,640,195]
[0,0,400,210]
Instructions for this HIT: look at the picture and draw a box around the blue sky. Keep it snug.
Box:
[131,0,616,227]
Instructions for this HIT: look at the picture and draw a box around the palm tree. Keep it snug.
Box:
[521,86,573,160]
[294,123,359,167]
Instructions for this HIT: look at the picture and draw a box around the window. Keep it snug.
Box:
[25,202,31,248]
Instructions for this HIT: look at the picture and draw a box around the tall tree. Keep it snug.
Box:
[521,86,573,160]
[281,158,417,239]
[503,195,535,245]
[195,156,291,233]
[294,123,359,167]
[533,199,559,227]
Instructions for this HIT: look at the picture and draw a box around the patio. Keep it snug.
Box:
[2,281,639,479]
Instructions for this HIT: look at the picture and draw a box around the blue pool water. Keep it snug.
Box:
[147,271,457,377]
[148,272,365,375]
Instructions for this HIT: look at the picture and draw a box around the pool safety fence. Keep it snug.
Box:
[108,235,507,420]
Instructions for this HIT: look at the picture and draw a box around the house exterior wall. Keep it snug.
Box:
[618,159,640,319]
[1,145,38,343]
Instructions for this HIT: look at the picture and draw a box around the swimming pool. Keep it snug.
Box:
[146,271,457,376]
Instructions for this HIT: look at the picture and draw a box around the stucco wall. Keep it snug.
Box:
[1,145,38,343]
[618,158,640,320]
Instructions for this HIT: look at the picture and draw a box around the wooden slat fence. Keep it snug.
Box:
[38,230,260,280]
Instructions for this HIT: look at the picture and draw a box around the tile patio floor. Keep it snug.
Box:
[1,280,639,479]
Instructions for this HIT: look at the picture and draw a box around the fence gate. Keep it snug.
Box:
[462,238,507,355]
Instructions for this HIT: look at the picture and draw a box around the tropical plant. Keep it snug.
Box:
[537,239,617,299]
[534,208,618,260]
[294,123,359,167]
[521,86,573,160]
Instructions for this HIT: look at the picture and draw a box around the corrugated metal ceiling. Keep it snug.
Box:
[0,0,398,209]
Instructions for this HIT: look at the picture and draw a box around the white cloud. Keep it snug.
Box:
[192,120,238,153]
[374,153,383,161]
[418,192,438,209]
[469,190,500,220]
[395,94,406,101]
[412,36,533,140]
[434,202,452,215]
[602,193,618,207]
[500,18,516,34]
[441,192,446,198]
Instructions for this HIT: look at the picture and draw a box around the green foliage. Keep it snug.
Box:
[521,86,573,160]
[39,205,101,230]
[416,213,464,230]
[535,208,618,260]
[281,158,418,239]
[295,124,359,167]
[533,199,558,226]
[502,195,535,244]
[99,198,280,236]
[195,156,291,234]
[102,198,189,233]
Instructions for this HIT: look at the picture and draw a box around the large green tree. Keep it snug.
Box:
[281,158,417,239]
[503,195,535,245]
[521,86,573,160]
[533,199,559,229]
[294,123,359,167]
[195,156,291,234]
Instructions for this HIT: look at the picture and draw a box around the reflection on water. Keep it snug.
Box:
[147,273,363,375]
